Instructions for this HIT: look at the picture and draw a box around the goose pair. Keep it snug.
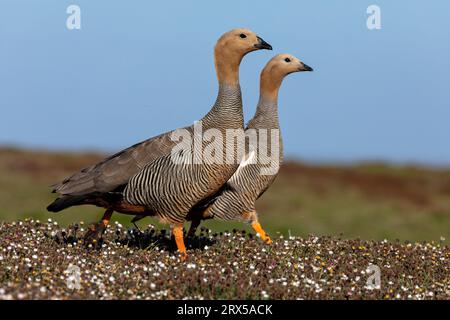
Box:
[47,28,312,259]
[184,54,313,242]
[132,54,313,244]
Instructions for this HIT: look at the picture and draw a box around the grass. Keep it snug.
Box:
[0,147,449,244]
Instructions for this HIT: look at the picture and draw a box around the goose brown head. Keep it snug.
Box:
[214,28,272,86]
[260,53,313,101]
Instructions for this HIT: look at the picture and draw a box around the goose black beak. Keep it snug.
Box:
[255,36,273,50]
[300,63,313,72]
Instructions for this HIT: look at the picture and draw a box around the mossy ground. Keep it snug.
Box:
[0,220,448,300]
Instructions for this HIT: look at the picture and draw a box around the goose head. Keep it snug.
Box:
[215,28,272,56]
[264,53,313,77]
[260,53,313,101]
[214,28,272,86]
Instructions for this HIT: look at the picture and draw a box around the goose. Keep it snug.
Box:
[47,29,272,254]
[176,54,313,242]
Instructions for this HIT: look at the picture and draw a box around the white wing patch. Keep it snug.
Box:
[233,150,256,176]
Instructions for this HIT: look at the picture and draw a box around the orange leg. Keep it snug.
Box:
[172,225,187,261]
[101,209,113,226]
[251,221,272,244]
[84,208,113,247]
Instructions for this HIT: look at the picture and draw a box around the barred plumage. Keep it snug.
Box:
[124,84,245,223]
[186,54,313,243]
[46,28,273,258]
[200,96,284,222]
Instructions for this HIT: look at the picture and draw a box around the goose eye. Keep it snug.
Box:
[239,33,247,39]
[284,58,291,63]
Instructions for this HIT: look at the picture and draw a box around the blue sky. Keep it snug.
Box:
[1,1,449,165]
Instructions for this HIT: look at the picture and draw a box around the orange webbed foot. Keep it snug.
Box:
[251,221,272,245]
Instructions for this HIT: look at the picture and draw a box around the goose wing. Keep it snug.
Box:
[52,130,178,196]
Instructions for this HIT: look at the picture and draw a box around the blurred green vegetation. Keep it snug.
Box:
[0,147,449,243]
